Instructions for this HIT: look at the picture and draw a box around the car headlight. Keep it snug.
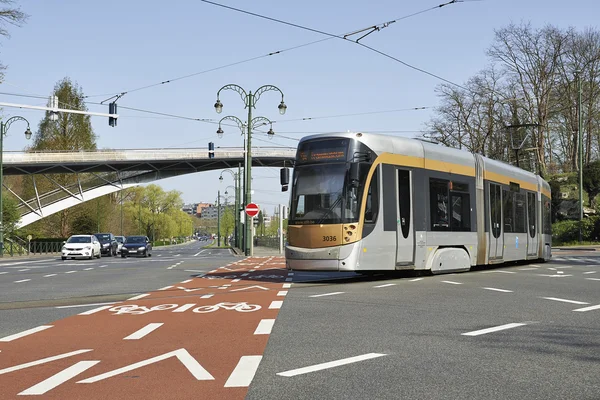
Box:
[102,243,109,247]
[138,246,145,251]
[84,246,91,250]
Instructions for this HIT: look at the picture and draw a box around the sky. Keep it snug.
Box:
[1,0,599,216]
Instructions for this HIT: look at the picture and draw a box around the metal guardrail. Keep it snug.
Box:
[29,242,63,254]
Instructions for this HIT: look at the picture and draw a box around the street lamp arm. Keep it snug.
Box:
[250,116,273,130]
[216,84,248,106]
[218,115,246,134]
[2,116,31,136]
[253,85,284,106]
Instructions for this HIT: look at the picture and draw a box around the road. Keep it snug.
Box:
[0,246,599,399]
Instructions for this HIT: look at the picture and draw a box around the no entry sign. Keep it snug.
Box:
[245,203,260,217]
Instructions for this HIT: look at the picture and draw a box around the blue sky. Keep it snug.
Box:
[1,0,598,215]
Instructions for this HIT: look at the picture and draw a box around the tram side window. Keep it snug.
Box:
[543,196,551,235]
[430,179,449,231]
[450,192,471,231]
[527,192,536,238]
[364,170,379,223]
[503,189,514,233]
[514,193,526,233]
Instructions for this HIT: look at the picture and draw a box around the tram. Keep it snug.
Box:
[282,132,551,274]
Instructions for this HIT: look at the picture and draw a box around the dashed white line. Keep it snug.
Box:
[158,285,173,291]
[310,292,344,298]
[276,353,387,377]
[0,271,7,275]
[127,293,149,301]
[541,297,589,305]
[481,270,516,274]
[269,301,283,309]
[200,294,214,299]
[43,274,57,277]
[232,279,241,283]
[441,280,462,285]
[172,304,196,313]
[518,267,538,271]
[14,279,31,283]
[482,287,513,293]
[99,265,107,268]
[0,325,53,342]
[277,291,288,297]
[254,319,276,335]
[409,278,424,282]
[180,279,193,284]
[585,277,600,281]
[18,269,29,272]
[374,283,396,288]
[573,304,600,312]
[224,355,263,387]
[83,268,94,271]
[78,305,113,315]
[282,283,292,288]
[56,302,117,309]
[18,361,100,395]
[583,271,597,274]
[65,271,77,274]
[124,323,164,340]
[462,323,528,336]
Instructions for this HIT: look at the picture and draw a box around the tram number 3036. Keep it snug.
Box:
[323,236,337,242]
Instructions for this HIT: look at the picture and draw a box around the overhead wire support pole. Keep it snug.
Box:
[577,70,584,243]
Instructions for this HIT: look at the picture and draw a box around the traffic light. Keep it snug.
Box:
[109,102,117,127]
[208,142,215,159]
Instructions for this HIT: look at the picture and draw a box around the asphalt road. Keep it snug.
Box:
[248,253,600,400]
[0,239,236,337]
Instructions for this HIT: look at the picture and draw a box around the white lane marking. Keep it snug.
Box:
[462,323,528,336]
[224,355,263,387]
[254,319,276,335]
[573,304,600,312]
[200,294,214,299]
[172,304,196,313]
[277,353,387,377]
[56,302,117,309]
[0,325,53,342]
[537,274,573,278]
[441,280,462,285]
[585,278,600,281]
[583,271,597,274]
[78,305,113,315]
[0,259,51,267]
[180,279,193,284]
[18,269,30,272]
[193,250,206,257]
[482,287,513,293]
[374,283,396,288]
[0,349,93,375]
[409,278,424,282]
[78,348,214,383]
[158,285,173,291]
[282,283,292,288]
[232,279,241,283]
[128,293,149,301]
[14,279,31,283]
[518,267,539,271]
[83,268,94,271]
[18,360,100,395]
[43,274,57,278]
[269,301,283,309]
[209,270,217,273]
[277,291,288,297]
[99,265,107,268]
[481,270,516,274]
[124,323,164,340]
[541,297,589,305]
[0,271,7,275]
[310,292,345,298]
[65,271,77,274]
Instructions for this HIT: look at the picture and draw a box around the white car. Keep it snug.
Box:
[61,235,102,260]
[115,236,125,254]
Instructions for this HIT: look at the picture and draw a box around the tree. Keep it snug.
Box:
[0,1,28,80]
[2,194,20,235]
[583,160,600,207]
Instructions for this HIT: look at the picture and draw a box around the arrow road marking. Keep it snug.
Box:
[230,285,269,292]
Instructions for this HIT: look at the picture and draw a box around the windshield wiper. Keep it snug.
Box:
[317,193,344,224]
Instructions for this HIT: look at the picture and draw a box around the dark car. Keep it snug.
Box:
[121,236,152,258]
[94,233,118,256]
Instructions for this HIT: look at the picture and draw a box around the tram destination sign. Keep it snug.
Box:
[297,139,348,163]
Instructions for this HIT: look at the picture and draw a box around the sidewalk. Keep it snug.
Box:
[552,245,599,251]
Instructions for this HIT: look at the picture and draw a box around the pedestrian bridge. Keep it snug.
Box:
[3,147,296,228]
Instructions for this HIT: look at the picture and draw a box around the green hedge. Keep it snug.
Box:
[552,217,600,244]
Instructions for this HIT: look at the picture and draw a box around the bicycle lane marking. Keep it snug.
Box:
[0,256,288,399]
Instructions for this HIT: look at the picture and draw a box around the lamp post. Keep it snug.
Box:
[214,84,286,256]
[219,166,241,248]
[216,190,221,247]
[0,116,32,257]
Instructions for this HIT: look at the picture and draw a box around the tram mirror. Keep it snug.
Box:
[280,168,290,192]
[349,163,360,187]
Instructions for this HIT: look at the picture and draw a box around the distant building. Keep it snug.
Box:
[182,203,198,215]
[200,205,232,220]
[195,203,214,218]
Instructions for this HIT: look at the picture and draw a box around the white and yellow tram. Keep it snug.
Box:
[283,132,551,274]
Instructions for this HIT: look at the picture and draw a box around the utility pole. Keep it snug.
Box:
[217,190,221,247]
[577,70,584,243]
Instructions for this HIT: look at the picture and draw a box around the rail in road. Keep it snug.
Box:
[0,256,289,399]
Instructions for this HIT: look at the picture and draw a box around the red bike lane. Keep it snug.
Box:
[0,256,289,399]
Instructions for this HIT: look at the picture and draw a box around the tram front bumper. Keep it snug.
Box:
[285,242,360,271]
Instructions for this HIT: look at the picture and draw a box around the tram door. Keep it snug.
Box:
[396,169,414,264]
[526,192,538,257]
[489,183,504,260]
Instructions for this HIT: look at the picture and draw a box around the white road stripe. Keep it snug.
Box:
[124,323,164,340]
[573,304,600,312]
[310,292,345,298]
[481,270,516,274]
[441,280,462,285]
[583,271,597,274]
[0,349,93,375]
[172,304,196,313]
[0,325,53,342]
[19,361,100,395]
[43,274,57,278]
[269,301,283,309]
[224,355,263,387]
[200,294,214,299]
[14,279,31,283]
[462,323,528,336]
[482,287,513,293]
[254,319,276,335]
[585,278,600,281]
[374,283,396,288]
[83,268,94,271]
[541,297,589,305]
[78,305,113,315]
[277,291,288,297]
[56,302,116,309]
[277,353,387,377]
[99,265,107,268]
[157,285,173,291]
[65,271,77,274]
[518,267,538,271]
[232,279,241,283]
[18,269,29,272]
[282,283,292,288]
[409,278,424,282]
[128,293,149,301]
[180,279,193,284]
[0,271,7,275]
